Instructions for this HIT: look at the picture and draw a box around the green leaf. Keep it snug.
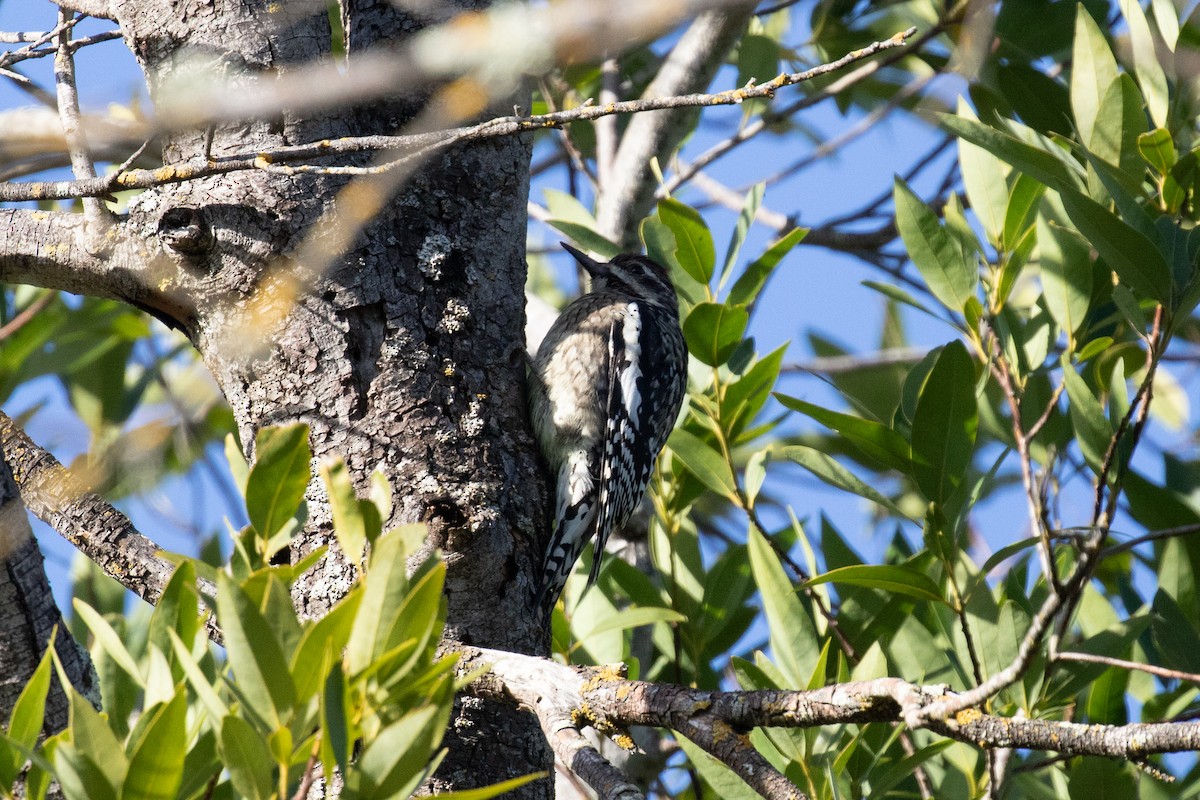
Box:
[801,564,944,604]
[1038,215,1093,344]
[1120,0,1169,127]
[1060,355,1114,474]
[8,649,51,750]
[53,744,118,800]
[957,99,1009,244]
[721,183,763,289]
[576,606,686,641]
[167,629,229,722]
[245,422,312,540]
[224,434,248,496]
[911,341,978,503]
[1088,74,1147,192]
[219,716,274,800]
[544,221,621,260]
[73,601,144,688]
[894,177,977,312]
[216,573,296,729]
[291,588,361,703]
[658,198,715,285]
[676,736,761,799]
[939,114,1082,193]
[1069,5,1119,146]
[1138,128,1176,176]
[667,429,738,502]
[148,561,200,658]
[321,456,368,565]
[682,302,749,366]
[721,344,786,439]
[433,773,548,800]
[1002,173,1046,252]
[347,530,415,675]
[781,446,913,520]
[728,227,806,307]
[122,690,187,800]
[746,525,818,686]
[353,705,445,800]
[67,690,126,787]
[321,658,351,779]
[774,393,912,474]
[861,280,935,317]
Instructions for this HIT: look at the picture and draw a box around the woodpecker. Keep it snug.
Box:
[529,242,688,621]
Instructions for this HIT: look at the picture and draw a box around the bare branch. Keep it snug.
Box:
[0,27,919,203]
[52,9,110,231]
[1056,651,1200,685]
[50,0,116,21]
[463,646,1200,773]
[595,4,756,242]
[0,411,190,611]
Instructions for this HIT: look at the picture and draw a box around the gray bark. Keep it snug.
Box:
[3,0,550,795]
[0,450,99,739]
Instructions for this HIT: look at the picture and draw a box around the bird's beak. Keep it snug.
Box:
[561,242,605,278]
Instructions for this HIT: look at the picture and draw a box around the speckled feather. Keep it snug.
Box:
[529,249,687,621]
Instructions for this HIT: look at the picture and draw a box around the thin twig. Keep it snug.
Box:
[1056,651,1200,685]
[0,28,919,202]
[52,9,110,232]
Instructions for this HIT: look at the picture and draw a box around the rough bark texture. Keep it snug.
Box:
[0,452,99,738]
[3,0,550,794]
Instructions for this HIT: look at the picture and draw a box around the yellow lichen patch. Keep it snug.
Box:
[955,707,983,725]
[612,734,636,751]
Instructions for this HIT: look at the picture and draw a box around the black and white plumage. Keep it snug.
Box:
[528,243,688,621]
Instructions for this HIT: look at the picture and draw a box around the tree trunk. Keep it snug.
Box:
[0,453,99,739]
[102,0,550,793]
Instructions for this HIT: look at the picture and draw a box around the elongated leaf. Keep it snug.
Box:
[721,183,763,288]
[1002,173,1045,251]
[1120,0,1169,127]
[667,429,738,501]
[1058,191,1172,302]
[216,574,295,728]
[219,716,273,800]
[939,115,1081,192]
[957,100,1008,244]
[347,530,414,675]
[746,526,818,686]
[894,178,977,311]
[321,456,368,565]
[73,601,144,688]
[911,341,978,503]
[545,221,621,260]
[354,705,444,800]
[123,690,187,800]
[1060,355,1113,474]
[245,422,311,539]
[781,446,911,519]
[434,773,548,800]
[0,650,52,788]
[1070,5,1119,146]
[721,344,786,439]
[577,606,686,641]
[658,199,715,284]
[167,629,229,722]
[291,588,361,703]
[801,564,944,603]
[775,393,911,474]
[1038,215,1093,344]
[728,227,806,306]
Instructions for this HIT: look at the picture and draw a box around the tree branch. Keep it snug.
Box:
[0,28,919,202]
[0,411,193,612]
[460,647,1200,793]
[594,4,756,243]
[52,9,109,232]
